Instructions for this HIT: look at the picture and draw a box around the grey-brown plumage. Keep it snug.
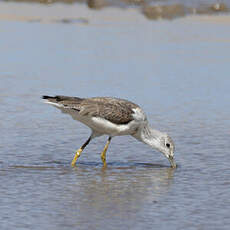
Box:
[42,95,139,125]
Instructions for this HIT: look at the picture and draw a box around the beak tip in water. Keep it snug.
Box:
[169,157,177,168]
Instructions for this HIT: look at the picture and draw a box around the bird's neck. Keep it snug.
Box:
[133,123,163,151]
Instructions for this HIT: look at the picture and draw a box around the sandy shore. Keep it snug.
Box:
[0,2,144,24]
[0,2,230,25]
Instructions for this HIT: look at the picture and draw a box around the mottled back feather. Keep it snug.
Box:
[42,96,139,125]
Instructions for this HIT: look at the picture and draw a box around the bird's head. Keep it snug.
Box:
[157,133,176,168]
[133,126,176,168]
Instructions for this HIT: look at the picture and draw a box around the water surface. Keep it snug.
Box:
[0,4,230,230]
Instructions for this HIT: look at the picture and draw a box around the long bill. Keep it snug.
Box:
[168,155,177,168]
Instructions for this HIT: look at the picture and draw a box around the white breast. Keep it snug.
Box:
[132,108,147,122]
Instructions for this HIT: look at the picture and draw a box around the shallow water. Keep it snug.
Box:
[0,4,230,230]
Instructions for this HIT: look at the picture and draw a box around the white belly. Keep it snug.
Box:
[90,117,139,136]
[65,108,138,136]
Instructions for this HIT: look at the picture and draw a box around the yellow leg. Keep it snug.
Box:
[101,137,111,167]
[71,148,83,166]
[71,136,91,166]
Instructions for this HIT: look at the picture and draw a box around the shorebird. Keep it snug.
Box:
[42,96,176,168]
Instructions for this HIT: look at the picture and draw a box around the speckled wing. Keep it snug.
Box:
[80,97,139,125]
[42,96,139,125]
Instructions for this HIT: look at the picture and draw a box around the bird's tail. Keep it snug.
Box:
[42,95,63,107]
[42,95,83,107]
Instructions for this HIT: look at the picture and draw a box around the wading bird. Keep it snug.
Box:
[42,96,176,168]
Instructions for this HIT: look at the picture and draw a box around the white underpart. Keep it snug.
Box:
[89,108,147,137]
[90,117,138,137]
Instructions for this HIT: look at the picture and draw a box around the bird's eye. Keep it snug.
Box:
[166,143,170,148]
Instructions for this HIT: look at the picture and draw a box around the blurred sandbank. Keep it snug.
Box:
[0,1,230,24]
